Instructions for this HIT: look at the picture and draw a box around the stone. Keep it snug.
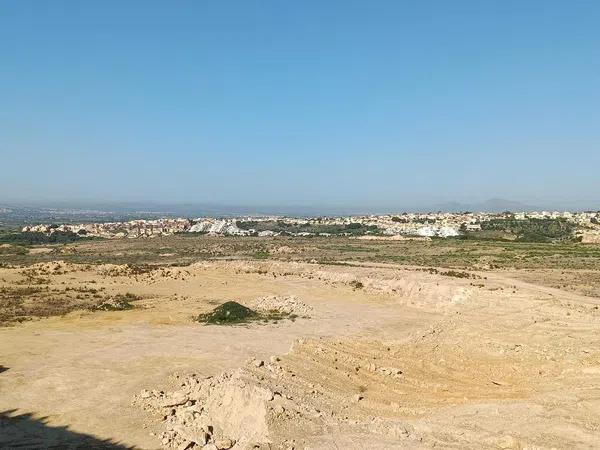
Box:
[178,428,209,446]
[140,389,152,398]
[215,438,235,449]
[180,410,194,423]
[497,435,519,449]
[163,392,189,407]
[178,440,194,450]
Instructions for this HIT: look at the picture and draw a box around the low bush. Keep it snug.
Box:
[196,301,258,324]
[196,301,300,325]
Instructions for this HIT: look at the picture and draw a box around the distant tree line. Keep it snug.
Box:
[467,218,577,243]
[0,231,91,245]
[236,220,380,236]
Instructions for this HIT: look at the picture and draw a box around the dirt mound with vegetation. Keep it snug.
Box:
[196,301,259,325]
[196,300,304,326]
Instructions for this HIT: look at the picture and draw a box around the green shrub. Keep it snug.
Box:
[196,301,258,324]
[350,280,364,289]
[195,301,301,325]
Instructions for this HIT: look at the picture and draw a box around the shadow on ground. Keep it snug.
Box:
[0,365,8,374]
[0,409,134,449]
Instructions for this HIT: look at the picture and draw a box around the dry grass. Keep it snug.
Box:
[0,284,140,326]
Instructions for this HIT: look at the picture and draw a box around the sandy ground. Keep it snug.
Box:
[1,261,600,449]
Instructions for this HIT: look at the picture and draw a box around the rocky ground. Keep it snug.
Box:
[1,260,599,449]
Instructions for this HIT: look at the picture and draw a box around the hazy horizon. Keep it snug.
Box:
[2,197,599,216]
[2,2,599,209]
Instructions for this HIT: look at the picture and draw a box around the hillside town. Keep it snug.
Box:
[20,210,600,242]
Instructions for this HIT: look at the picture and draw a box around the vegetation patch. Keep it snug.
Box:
[195,301,298,325]
[0,244,28,256]
[440,269,481,279]
[0,231,92,246]
[349,280,364,289]
[0,285,140,325]
[416,267,482,279]
[463,218,577,243]
[236,220,381,236]
[253,251,270,260]
[94,293,139,311]
[259,309,299,323]
[196,301,258,324]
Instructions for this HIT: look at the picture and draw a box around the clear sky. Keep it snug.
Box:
[1,1,599,210]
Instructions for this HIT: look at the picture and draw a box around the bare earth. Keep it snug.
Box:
[1,260,600,449]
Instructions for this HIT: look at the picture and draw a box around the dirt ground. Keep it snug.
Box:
[1,254,600,448]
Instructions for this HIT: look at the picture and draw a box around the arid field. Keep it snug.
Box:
[1,236,600,449]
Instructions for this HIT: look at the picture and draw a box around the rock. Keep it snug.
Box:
[163,392,189,407]
[190,431,210,446]
[180,410,194,423]
[178,440,194,450]
[173,424,209,445]
[264,389,275,401]
[215,438,235,449]
[496,435,519,449]
[274,405,285,414]
[140,389,152,399]
[254,359,264,368]
[202,444,218,450]
[352,394,364,402]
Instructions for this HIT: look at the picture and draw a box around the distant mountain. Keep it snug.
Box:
[432,198,541,213]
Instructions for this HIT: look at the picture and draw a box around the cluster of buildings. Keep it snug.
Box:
[22,218,191,239]
[21,210,600,240]
[188,219,250,236]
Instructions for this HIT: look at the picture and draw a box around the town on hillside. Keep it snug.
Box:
[20,210,600,243]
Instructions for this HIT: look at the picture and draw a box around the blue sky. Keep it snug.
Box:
[1,1,599,210]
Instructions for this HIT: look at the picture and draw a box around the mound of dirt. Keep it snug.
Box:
[136,369,271,448]
[98,264,154,278]
[145,267,191,283]
[135,339,406,448]
[137,334,550,449]
[252,295,312,316]
[196,301,258,325]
